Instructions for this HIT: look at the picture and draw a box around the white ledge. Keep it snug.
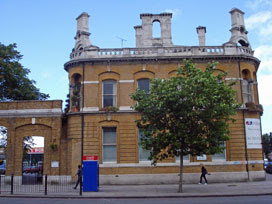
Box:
[82,81,99,84]
[119,80,134,83]
[0,108,62,117]
[99,160,264,168]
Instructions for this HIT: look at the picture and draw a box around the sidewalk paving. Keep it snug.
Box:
[1,180,272,199]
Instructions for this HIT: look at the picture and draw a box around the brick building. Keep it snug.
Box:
[0,8,265,184]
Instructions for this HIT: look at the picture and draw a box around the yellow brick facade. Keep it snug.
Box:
[64,58,264,180]
[0,9,265,183]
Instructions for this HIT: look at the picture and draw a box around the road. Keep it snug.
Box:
[0,196,272,204]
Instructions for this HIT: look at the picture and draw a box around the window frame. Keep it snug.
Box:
[137,78,150,95]
[138,128,151,162]
[242,79,254,104]
[212,142,227,161]
[102,127,117,163]
[102,79,117,108]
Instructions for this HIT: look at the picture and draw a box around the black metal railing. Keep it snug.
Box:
[0,174,81,195]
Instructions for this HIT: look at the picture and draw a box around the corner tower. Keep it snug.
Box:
[225,8,250,47]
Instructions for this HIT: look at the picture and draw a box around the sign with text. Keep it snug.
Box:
[245,118,262,149]
[83,155,98,161]
[51,161,59,168]
[197,154,207,160]
[28,147,44,154]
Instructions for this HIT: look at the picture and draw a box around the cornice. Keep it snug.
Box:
[64,54,260,71]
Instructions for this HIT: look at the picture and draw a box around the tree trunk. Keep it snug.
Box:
[178,151,183,193]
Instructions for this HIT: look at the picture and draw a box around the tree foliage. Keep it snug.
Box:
[0,43,49,101]
[262,133,272,159]
[0,42,49,151]
[131,60,240,192]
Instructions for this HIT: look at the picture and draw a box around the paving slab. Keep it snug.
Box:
[1,180,272,199]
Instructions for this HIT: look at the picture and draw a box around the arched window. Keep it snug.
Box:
[152,20,161,38]
[238,40,248,47]
[137,78,150,94]
[70,73,82,110]
[103,80,117,107]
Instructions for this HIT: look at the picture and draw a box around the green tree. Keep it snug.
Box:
[131,60,240,192]
[0,42,49,150]
[262,133,272,159]
[0,43,49,101]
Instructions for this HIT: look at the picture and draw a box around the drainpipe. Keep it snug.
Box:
[238,61,250,181]
[80,62,85,195]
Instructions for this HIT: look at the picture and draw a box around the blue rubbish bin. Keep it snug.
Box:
[83,156,99,192]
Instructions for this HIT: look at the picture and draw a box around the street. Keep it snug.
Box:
[0,196,272,204]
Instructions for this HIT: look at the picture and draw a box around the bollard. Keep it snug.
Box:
[0,175,1,194]
[44,174,47,195]
[79,176,82,196]
[11,174,14,195]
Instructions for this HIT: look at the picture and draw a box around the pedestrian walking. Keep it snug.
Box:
[73,164,83,189]
[199,164,209,185]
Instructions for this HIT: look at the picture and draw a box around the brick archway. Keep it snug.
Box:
[14,124,51,176]
[0,100,64,176]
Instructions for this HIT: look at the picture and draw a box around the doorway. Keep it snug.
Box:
[22,136,44,185]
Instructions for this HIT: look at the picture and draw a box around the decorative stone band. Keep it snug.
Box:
[100,160,264,168]
[119,106,133,111]
[81,80,135,84]
[81,81,99,84]
[119,80,134,83]
[0,108,62,117]
[82,107,99,112]
[80,106,134,112]
[225,78,243,81]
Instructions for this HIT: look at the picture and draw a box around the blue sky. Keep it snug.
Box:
[0,0,271,134]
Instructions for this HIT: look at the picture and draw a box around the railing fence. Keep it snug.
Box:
[0,174,81,195]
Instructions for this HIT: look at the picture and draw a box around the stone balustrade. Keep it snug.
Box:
[70,46,254,60]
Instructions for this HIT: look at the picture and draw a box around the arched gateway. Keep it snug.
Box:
[0,100,64,176]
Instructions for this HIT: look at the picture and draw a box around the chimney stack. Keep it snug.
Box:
[196,26,206,46]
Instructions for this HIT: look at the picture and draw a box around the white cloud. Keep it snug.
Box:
[259,20,272,37]
[258,74,272,106]
[246,0,272,10]
[255,45,272,74]
[256,45,272,106]
[40,70,52,79]
[245,11,272,29]
[164,9,181,19]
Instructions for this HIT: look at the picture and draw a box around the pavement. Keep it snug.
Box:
[0,174,272,199]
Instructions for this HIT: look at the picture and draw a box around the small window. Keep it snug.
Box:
[212,142,226,161]
[137,78,150,94]
[103,80,117,107]
[102,127,117,162]
[138,129,151,162]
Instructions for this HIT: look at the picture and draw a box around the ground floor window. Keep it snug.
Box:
[138,129,151,162]
[176,154,190,162]
[212,142,226,160]
[102,127,117,162]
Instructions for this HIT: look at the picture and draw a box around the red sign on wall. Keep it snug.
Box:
[28,147,44,154]
[83,155,98,161]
